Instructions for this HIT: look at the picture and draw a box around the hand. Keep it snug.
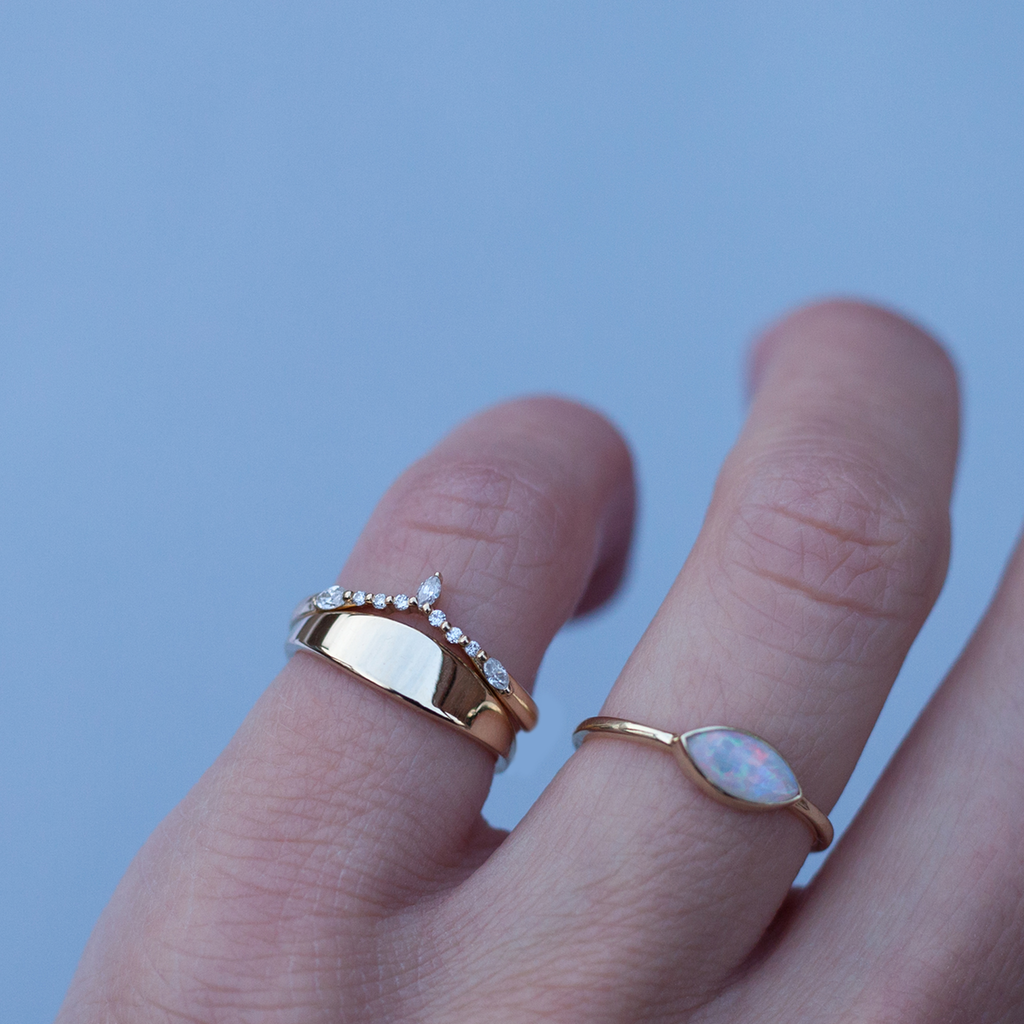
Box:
[57,300,1020,1022]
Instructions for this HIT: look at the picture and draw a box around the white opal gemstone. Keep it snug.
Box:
[393,594,410,610]
[683,729,799,806]
[417,575,442,606]
[428,609,447,627]
[483,658,510,693]
[314,586,345,610]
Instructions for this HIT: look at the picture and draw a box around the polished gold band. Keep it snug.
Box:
[288,611,517,770]
[290,575,538,732]
[573,717,833,851]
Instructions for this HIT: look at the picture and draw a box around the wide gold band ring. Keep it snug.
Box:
[290,573,538,732]
[289,611,517,770]
[573,717,833,851]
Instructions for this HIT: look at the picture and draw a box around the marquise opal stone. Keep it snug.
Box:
[684,729,800,805]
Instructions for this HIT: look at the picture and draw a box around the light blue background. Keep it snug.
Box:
[3,4,1023,1020]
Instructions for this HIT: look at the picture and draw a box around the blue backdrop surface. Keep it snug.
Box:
[2,4,1024,1020]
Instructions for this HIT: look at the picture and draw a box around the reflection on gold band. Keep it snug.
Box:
[573,716,833,852]
[289,612,517,770]
[289,586,538,732]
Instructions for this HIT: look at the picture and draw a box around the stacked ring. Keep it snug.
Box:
[290,573,538,732]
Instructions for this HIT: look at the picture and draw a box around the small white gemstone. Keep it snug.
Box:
[314,586,345,610]
[428,609,446,627]
[417,575,442,606]
[352,590,367,606]
[373,593,387,609]
[446,626,464,644]
[464,640,481,658]
[483,658,510,692]
[393,594,410,610]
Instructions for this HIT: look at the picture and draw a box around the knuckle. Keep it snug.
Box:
[717,449,946,657]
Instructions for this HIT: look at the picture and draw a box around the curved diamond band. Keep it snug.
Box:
[572,717,833,851]
[291,573,538,732]
[288,611,516,770]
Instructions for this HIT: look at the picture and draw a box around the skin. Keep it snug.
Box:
[56,299,1024,1023]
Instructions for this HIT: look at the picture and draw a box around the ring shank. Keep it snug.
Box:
[572,717,675,751]
[787,797,833,852]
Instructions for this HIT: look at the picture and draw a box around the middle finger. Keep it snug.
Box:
[437,301,959,1020]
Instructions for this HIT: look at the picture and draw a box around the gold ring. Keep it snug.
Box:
[572,717,833,851]
[289,611,517,770]
[291,573,538,732]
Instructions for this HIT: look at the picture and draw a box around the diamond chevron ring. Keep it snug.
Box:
[290,573,538,732]
[572,717,833,851]
[287,611,517,770]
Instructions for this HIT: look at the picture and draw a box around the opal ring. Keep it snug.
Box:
[572,717,833,851]
[291,573,538,732]
[288,611,517,770]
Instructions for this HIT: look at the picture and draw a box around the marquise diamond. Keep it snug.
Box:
[314,586,345,610]
[417,575,442,606]
[483,658,510,693]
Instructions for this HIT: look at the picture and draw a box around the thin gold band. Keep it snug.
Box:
[288,611,517,770]
[573,717,833,851]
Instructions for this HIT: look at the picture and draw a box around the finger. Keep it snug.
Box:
[58,396,634,1023]
[725,528,1024,1021]
[433,301,959,1020]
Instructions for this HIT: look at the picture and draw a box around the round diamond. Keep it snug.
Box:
[464,640,481,658]
[352,590,367,606]
[314,586,345,610]
[427,609,446,628]
[483,658,510,692]
[446,626,464,644]
[373,593,387,609]
[393,594,410,610]
[417,575,442,606]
